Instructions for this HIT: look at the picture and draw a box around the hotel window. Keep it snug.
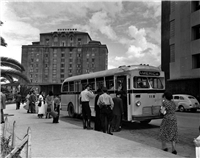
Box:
[61,69,64,73]
[69,59,72,62]
[45,54,48,57]
[92,58,95,62]
[46,39,49,45]
[92,53,95,57]
[61,64,64,68]
[192,24,200,40]
[61,59,65,62]
[69,64,72,68]
[61,41,66,46]
[53,36,58,46]
[86,53,90,57]
[61,53,64,57]
[170,20,175,38]
[60,74,64,78]
[192,54,200,69]
[170,44,175,62]
[78,38,81,46]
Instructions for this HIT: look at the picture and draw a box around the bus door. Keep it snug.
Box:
[116,75,127,120]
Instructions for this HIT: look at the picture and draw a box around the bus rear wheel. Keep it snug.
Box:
[140,119,151,125]
[68,103,75,117]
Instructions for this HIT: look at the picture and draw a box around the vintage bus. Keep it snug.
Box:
[60,64,165,124]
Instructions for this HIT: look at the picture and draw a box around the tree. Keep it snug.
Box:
[0,21,30,84]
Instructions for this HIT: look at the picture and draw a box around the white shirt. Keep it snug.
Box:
[80,89,94,102]
[97,93,114,109]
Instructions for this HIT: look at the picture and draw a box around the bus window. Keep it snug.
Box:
[75,81,81,92]
[88,78,95,91]
[69,81,74,92]
[62,82,68,92]
[81,80,87,90]
[96,77,104,90]
[148,77,163,89]
[134,77,150,88]
[105,76,114,90]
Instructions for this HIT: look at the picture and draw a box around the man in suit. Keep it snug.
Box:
[0,88,6,124]
[112,91,124,132]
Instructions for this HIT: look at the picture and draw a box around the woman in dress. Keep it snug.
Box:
[37,91,45,118]
[45,91,54,119]
[159,91,178,155]
[53,95,60,123]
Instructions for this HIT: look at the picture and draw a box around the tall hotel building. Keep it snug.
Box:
[21,29,108,94]
[161,1,200,100]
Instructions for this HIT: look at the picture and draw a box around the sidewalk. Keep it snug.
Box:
[1,104,184,158]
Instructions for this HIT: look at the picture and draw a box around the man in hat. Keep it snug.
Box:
[80,84,94,129]
[97,87,114,135]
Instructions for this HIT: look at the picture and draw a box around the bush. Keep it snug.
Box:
[1,136,22,158]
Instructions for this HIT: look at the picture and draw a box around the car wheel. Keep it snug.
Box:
[179,105,185,112]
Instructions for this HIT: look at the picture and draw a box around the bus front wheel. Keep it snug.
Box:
[140,119,151,125]
[68,103,75,117]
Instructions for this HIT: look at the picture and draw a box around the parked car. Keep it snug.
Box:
[173,94,200,112]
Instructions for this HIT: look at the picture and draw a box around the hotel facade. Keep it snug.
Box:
[161,1,200,100]
[21,29,108,94]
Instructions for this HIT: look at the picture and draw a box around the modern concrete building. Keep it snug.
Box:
[21,29,108,94]
[161,1,200,100]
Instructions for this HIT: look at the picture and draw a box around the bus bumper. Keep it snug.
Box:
[132,115,163,121]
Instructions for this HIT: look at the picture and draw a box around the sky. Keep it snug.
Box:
[0,0,161,69]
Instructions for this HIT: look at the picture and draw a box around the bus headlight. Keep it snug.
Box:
[135,101,141,107]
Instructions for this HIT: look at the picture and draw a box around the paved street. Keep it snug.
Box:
[59,110,200,158]
[1,103,184,158]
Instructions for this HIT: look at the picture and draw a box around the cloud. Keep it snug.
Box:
[142,1,161,20]
[89,11,117,40]
[108,25,161,68]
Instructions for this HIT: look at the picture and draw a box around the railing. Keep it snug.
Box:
[1,116,31,158]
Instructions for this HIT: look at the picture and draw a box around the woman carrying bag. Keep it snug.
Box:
[159,91,178,155]
[45,91,54,119]
[52,95,61,123]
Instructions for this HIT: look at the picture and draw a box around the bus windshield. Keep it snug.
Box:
[134,77,163,89]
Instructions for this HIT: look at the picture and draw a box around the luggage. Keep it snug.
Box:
[50,111,58,118]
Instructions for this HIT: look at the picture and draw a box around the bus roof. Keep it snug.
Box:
[63,65,162,83]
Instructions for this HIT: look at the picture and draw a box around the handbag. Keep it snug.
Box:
[38,101,42,107]
[50,111,58,118]
[160,105,166,115]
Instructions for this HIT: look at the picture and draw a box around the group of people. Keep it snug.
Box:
[80,84,124,135]
[80,84,179,154]
[25,90,61,123]
[1,85,179,155]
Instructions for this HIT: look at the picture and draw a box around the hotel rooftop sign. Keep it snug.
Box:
[57,28,77,32]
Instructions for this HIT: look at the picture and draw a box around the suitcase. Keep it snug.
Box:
[50,111,58,118]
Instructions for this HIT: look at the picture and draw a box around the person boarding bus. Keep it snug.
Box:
[80,84,94,130]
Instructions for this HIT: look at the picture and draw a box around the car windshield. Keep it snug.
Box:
[188,96,195,99]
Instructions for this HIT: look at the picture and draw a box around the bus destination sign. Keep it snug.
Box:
[139,71,160,76]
